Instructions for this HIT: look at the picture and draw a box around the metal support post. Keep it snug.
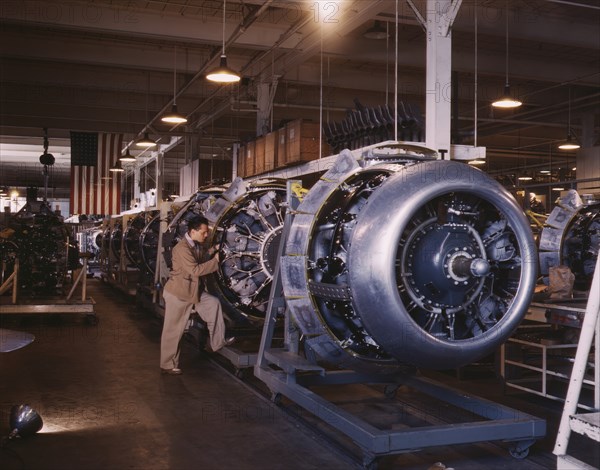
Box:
[424,0,460,158]
[256,180,302,369]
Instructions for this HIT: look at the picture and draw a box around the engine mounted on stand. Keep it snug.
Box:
[253,145,545,466]
[281,148,537,371]
[539,190,600,292]
[0,198,94,321]
[0,199,80,295]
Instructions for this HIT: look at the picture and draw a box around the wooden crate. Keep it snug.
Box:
[245,141,255,177]
[237,144,246,178]
[276,127,287,169]
[265,131,278,172]
[285,120,329,165]
[255,136,266,175]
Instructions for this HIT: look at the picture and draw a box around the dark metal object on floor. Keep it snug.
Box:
[7,405,43,440]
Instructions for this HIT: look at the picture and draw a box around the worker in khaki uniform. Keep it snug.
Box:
[160,215,233,375]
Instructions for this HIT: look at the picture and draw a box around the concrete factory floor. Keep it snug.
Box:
[0,279,597,470]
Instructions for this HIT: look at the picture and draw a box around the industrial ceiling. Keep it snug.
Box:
[1,0,599,200]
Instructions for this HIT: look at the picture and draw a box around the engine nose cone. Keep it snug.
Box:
[470,258,491,277]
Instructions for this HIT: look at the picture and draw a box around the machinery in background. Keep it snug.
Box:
[0,200,79,295]
[76,226,103,261]
[0,198,94,320]
[97,213,142,294]
[539,190,600,291]
[502,190,599,410]
[123,210,160,286]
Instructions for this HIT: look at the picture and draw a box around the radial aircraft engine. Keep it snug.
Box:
[162,180,287,321]
[280,146,537,371]
[539,190,599,291]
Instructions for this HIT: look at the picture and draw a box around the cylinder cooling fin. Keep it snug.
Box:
[281,149,537,371]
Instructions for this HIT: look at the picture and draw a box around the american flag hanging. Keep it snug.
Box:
[70,132,123,215]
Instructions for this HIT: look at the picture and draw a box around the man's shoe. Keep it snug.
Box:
[224,337,236,347]
[161,368,183,375]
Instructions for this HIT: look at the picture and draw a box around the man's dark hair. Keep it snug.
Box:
[187,215,209,232]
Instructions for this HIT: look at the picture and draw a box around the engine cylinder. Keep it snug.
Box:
[282,150,537,371]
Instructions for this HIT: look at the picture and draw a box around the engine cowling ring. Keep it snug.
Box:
[348,160,537,369]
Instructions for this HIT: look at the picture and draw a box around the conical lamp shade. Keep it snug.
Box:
[558,133,580,150]
[136,132,157,148]
[206,55,240,83]
[161,104,188,124]
[109,160,124,172]
[364,20,388,40]
[119,148,136,162]
[518,172,533,181]
[492,84,522,108]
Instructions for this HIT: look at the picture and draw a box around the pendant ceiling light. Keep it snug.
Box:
[119,148,136,162]
[137,73,158,148]
[206,0,240,83]
[136,132,157,148]
[517,172,533,181]
[161,45,188,124]
[492,2,522,109]
[364,20,388,40]
[109,159,124,173]
[558,88,580,150]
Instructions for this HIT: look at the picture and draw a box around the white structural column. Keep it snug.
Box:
[155,151,163,205]
[423,0,461,159]
[133,166,141,202]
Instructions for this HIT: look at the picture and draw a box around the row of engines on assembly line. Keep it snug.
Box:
[66,147,600,373]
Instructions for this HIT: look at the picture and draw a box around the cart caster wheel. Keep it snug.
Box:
[509,446,529,460]
[271,392,282,405]
[85,315,99,326]
[234,368,247,380]
[384,384,398,399]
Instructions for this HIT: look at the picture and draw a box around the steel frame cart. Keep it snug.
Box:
[254,182,546,469]
[0,255,96,323]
